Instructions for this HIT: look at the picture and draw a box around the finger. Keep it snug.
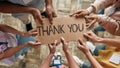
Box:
[30,29,37,33]
[36,42,41,45]
[83,33,92,39]
[53,12,57,17]
[75,14,84,18]
[42,15,45,18]
[30,32,38,36]
[48,13,53,24]
[86,19,97,28]
[48,44,52,49]
[85,16,96,19]
[70,11,82,17]
[35,18,43,25]
[78,39,84,45]
[61,37,67,45]
[51,40,57,46]
[34,45,40,49]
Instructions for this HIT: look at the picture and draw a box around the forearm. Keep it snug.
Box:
[0,24,24,36]
[64,51,80,68]
[97,15,120,36]
[40,53,54,68]
[87,0,114,13]
[85,52,103,68]
[0,43,27,59]
[98,38,120,47]
[45,0,53,6]
[0,2,35,14]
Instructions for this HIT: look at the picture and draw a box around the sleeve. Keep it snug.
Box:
[97,15,120,36]
[87,0,116,13]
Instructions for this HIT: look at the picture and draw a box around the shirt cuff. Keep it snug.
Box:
[86,4,96,14]
[97,15,109,25]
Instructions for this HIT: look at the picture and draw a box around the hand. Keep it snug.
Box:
[46,5,57,23]
[48,40,57,54]
[77,39,89,53]
[23,29,37,37]
[83,32,103,43]
[26,41,41,47]
[31,8,43,24]
[70,10,89,18]
[85,15,98,28]
[61,37,69,53]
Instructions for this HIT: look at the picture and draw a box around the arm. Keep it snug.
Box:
[70,0,115,17]
[0,1,35,14]
[40,53,54,68]
[85,51,103,68]
[61,37,80,68]
[0,1,43,24]
[45,0,57,22]
[84,32,120,47]
[0,24,37,37]
[77,39,103,68]
[45,0,53,7]
[40,40,57,68]
[85,14,120,36]
[64,50,80,68]
[0,41,41,59]
[87,0,116,13]
[0,24,24,36]
[97,15,120,36]
[99,38,120,47]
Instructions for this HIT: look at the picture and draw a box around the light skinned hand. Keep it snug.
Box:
[85,15,98,28]
[48,40,57,54]
[23,29,37,37]
[83,32,102,43]
[31,8,43,25]
[46,5,57,24]
[77,39,89,53]
[27,41,41,47]
[70,10,89,18]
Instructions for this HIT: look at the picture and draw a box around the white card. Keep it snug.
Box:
[109,53,120,64]
[54,60,61,64]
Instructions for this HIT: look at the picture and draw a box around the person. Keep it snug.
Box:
[0,24,41,64]
[0,0,57,31]
[71,0,120,36]
[40,40,60,68]
[77,39,103,68]
[40,37,103,68]
[75,31,120,68]
[84,32,120,48]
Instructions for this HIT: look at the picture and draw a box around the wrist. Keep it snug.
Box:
[23,42,28,47]
[49,53,54,56]
[29,7,38,15]
[21,32,25,36]
[64,50,70,54]
[46,4,53,10]
[97,37,104,43]
[86,5,95,14]
[85,51,91,56]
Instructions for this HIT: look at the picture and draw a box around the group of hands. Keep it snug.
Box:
[32,5,98,28]
[48,37,90,55]
[20,29,102,54]
[24,7,102,52]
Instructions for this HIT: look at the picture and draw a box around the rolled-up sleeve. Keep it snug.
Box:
[97,15,120,36]
[87,0,116,13]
